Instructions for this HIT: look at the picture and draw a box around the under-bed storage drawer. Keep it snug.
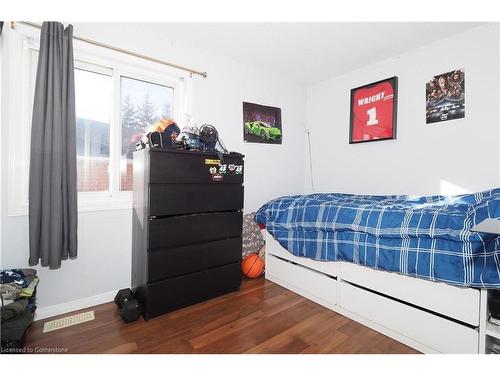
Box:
[146,262,242,319]
[148,237,242,282]
[340,262,480,326]
[266,254,337,309]
[149,212,242,250]
[265,230,339,277]
[339,281,479,353]
[149,184,244,216]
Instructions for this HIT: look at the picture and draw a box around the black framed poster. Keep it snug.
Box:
[349,76,398,144]
[243,102,282,144]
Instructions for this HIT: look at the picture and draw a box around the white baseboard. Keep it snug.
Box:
[34,290,118,321]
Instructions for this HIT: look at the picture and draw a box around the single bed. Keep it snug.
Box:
[256,189,500,353]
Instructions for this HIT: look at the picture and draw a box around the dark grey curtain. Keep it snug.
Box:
[29,22,77,269]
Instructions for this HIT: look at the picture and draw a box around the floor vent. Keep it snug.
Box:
[43,311,95,333]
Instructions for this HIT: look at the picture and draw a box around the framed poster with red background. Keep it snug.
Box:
[349,76,398,144]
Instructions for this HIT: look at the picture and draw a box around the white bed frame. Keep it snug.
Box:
[263,230,490,353]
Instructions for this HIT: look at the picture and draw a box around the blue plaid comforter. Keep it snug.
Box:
[256,189,500,289]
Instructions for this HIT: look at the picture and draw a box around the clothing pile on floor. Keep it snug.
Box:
[1,269,39,352]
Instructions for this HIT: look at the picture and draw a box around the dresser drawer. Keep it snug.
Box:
[150,150,244,185]
[149,211,242,250]
[148,237,242,282]
[145,262,242,319]
[149,184,244,216]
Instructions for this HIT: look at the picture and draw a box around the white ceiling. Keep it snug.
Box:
[147,22,483,85]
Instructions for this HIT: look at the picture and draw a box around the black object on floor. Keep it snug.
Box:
[489,290,500,320]
[132,148,244,320]
[114,288,141,323]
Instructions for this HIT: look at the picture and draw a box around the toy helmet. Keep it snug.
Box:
[176,125,203,150]
[199,124,218,150]
[163,123,181,143]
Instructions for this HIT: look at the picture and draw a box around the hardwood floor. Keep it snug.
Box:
[25,278,419,354]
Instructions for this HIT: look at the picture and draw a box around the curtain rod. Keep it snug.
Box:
[10,21,208,78]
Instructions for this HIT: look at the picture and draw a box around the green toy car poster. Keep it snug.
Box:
[243,102,282,144]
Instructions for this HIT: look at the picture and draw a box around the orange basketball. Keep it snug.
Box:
[241,253,264,278]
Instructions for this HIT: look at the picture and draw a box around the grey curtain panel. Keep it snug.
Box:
[29,22,77,269]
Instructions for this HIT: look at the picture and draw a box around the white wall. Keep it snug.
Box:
[305,24,500,196]
[0,23,306,313]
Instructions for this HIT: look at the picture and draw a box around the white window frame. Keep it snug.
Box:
[5,24,192,216]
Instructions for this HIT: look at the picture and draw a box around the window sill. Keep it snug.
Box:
[78,197,133,213]
[7,195,133,217]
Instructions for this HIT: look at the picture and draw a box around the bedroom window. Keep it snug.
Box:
[120,77,174,191]
[6,24,190,215]
[75,67,113,192]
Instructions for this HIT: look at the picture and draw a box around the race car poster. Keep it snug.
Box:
[243,102,282,144]
[426,69,465,124]
[349,76,398,144]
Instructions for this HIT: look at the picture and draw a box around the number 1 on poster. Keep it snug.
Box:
[367,107,378,126]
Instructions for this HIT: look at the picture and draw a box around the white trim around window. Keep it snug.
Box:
[4,23,192,216]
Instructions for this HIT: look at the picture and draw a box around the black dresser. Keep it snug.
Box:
[132,148,244,320]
